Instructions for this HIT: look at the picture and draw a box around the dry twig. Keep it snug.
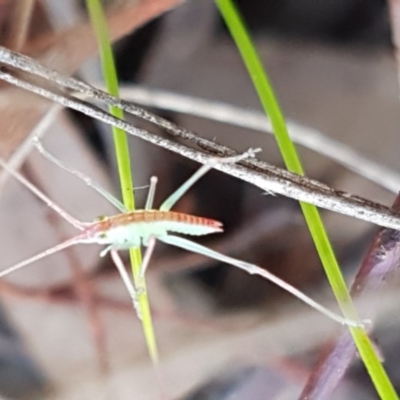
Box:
[0,46,399,231]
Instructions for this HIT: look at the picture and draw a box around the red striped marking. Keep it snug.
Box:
[90,210,222,232]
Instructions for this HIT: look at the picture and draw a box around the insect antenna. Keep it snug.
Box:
[33,139,128,213]
[0,157,85,230]
[0,156,94,277]
[0,236,84,278]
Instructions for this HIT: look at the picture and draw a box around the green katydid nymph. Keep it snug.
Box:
[0,140,361,328]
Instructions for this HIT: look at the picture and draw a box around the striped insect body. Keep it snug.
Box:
[81,210,223,250]
[0,144,363,328]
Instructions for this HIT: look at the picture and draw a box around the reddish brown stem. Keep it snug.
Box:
[299,195,400,399]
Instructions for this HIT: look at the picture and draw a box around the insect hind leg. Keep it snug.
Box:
[158,234,363,328]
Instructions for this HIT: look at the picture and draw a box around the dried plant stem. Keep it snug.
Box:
[0,48,399,230]
[300,194,400,399]
[7,0,34,51]
[108,84,400,193]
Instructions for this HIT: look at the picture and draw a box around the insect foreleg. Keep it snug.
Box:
[140,236,157,279]
[0,157,84,230]
[160,148,260,211]
[34,139,128,213]
[110,249,140,319]
[158,235,362,328]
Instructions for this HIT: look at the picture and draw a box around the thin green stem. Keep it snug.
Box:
[216,1,398,398]
[86,0,158,363]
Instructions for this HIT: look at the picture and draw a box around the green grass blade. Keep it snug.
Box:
[86,0,158,363]
[216,1,398,398]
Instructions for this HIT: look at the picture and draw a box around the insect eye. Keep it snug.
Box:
[99,232,107,239]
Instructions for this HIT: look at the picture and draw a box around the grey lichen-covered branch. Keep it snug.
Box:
[104,84,400,193]
[0,45,399,231]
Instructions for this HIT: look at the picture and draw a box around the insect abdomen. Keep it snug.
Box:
[109,210,223,236]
